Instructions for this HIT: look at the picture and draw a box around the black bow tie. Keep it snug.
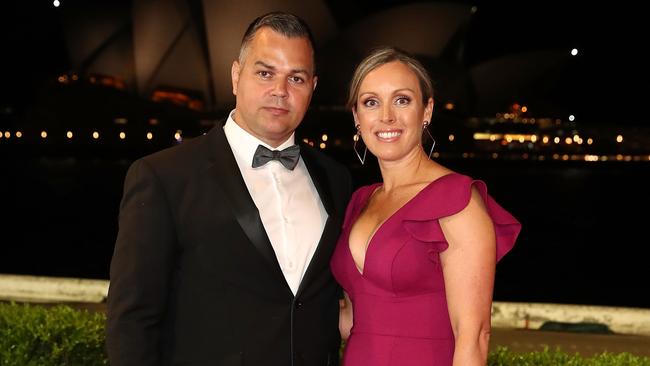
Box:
[252,144,301,170]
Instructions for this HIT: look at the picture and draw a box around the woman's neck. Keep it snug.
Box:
[377,148,434,192]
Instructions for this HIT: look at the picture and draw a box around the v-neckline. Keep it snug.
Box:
[347,173,456,276]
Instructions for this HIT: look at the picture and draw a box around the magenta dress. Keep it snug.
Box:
[330,173,521,366]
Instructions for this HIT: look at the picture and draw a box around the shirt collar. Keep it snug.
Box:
[223,109,296,167]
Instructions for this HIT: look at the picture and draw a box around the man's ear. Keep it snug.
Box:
[231,60,241,95]
[312,75,318,92]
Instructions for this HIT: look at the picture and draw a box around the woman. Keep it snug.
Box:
[330,47,521,366]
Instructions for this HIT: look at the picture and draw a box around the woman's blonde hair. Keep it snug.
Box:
[347,46,433,110]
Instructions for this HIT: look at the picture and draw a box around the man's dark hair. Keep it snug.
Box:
[238,12,316,69]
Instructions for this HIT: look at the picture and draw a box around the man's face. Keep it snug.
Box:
[231,27,317,147]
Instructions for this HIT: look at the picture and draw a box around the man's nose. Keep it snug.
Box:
[271,78,288,98]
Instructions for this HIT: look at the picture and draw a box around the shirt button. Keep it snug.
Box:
[283,217,289,223]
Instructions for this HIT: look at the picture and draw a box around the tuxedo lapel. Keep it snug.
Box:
[297,147,338,296]
[204,126,290,289]
[300,146,334,216]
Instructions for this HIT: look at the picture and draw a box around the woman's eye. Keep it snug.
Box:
[363,99,378,107]
[395,96,410,105]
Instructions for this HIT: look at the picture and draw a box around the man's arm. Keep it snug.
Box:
[106,158,177,366]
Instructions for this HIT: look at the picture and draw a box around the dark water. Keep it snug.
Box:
[1,148,648,308]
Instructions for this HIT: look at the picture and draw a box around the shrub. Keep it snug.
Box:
[488,346,650,366]
[0,302,108,366]
[1,302,649,365]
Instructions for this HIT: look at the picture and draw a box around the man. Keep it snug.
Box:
[106,12,351,366]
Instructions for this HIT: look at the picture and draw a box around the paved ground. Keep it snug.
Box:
[8,301,650,358]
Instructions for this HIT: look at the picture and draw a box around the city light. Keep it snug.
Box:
[571,48,579,56]
[554,137,560,144]
[66,131,73,139]
[320,142,326,149]
[616,135,624,143]
[92,131,99,139]
[448,134,455,142]
[3,131,10,138]
[41,131,47,139]
[16,131,22,138]
[119,132,126,140]
[53,0,60,7]
[146,132,153,140]
[322,134,328,142]
[569,115,575,121]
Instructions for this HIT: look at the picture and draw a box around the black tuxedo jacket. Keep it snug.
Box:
[106,125,351,366]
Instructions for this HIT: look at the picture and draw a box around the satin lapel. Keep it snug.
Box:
[205,126,288,286]
[297,147,338,296]
[300,146,334,215]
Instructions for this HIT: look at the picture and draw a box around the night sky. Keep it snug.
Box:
[1,1,647,126]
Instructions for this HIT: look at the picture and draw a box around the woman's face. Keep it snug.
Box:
[353,61,433,163]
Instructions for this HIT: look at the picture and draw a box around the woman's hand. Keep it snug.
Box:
[339,292,353,341]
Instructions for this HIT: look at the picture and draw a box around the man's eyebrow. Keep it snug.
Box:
[254,61,312,77]
[254,61,276,70]
[290,68,309,75]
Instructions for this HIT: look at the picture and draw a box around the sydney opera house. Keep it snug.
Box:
[3,0,647,162]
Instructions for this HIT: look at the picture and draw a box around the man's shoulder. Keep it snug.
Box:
[142,134,205,168]
[130,125,225,181]
[300,142,347,172]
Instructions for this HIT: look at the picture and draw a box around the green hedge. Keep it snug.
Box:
[0,302,107,365]
[488,346,650,366]
[1,302,649,365]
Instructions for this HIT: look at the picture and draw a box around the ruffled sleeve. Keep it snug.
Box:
[401,173,521,262]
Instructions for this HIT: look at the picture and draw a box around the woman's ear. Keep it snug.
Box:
[352,106,359,125]
[425,97,434,121]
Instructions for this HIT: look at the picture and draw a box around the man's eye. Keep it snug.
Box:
[289,76,304,84]
[258,71,272,78]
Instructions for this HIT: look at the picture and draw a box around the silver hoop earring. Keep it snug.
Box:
[353,125,367,165]
[423,121,436,159]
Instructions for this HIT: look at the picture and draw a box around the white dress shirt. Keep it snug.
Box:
[223,111,328,295]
